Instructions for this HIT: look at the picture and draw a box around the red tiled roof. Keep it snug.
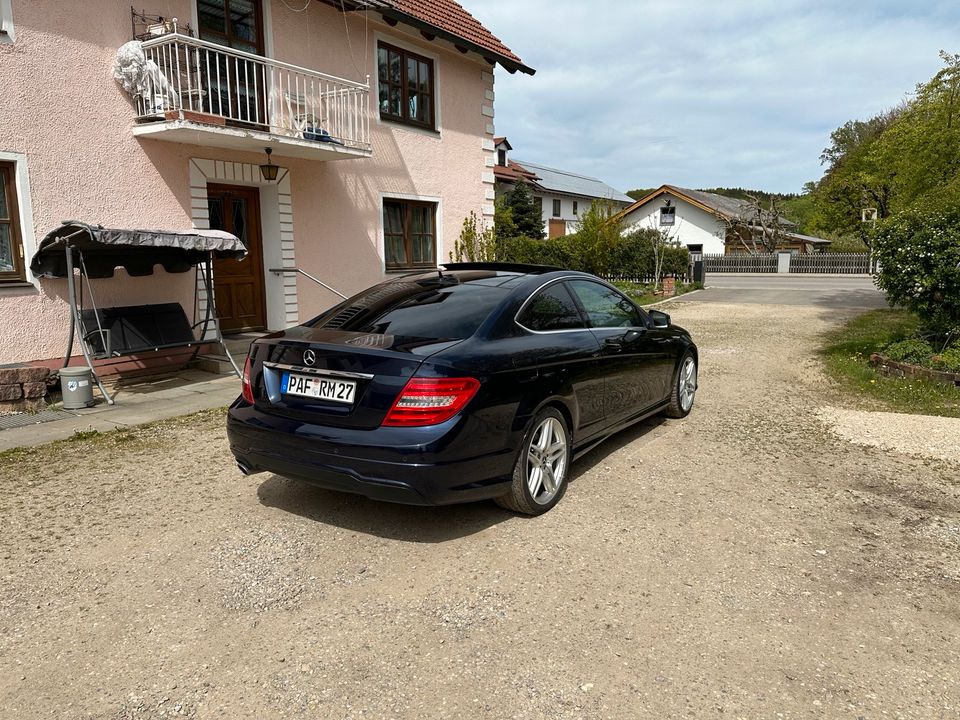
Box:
[384,0,533,74]
[494,160,539,184]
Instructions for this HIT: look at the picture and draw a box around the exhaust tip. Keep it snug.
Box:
[236,460,256,476]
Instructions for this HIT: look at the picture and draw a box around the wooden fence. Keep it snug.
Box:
[789,253,872,274]
[703,252,874,274]
[703,254,777,273]
[602,270,690,285]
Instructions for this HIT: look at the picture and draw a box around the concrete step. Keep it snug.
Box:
[222,332,265,357]
[193,354,241,376]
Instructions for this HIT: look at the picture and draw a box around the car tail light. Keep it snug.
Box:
[241,356,255,404]
[382,377,480,427]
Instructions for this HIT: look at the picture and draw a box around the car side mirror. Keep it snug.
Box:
[649,310,671,329]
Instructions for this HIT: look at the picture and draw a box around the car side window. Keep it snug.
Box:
[567,280,644,329]
[518,282,586,331]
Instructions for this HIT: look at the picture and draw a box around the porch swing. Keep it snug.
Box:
[30,220,248,405]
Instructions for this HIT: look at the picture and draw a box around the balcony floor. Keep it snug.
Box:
[132,119,372,160]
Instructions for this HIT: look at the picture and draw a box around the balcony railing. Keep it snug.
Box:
[135,33,371,153]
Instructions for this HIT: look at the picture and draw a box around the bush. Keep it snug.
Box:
[873,205,960,341]
[932,347,960,373]
[883,338,935,364]
[452,211,495,262]
[497,235,579,268]
[610,229,689,278]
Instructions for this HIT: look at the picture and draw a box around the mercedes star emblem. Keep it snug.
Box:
[303,349,316,366]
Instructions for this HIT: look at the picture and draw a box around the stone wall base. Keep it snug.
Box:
[0,366,52,414]
[870,353,960,387]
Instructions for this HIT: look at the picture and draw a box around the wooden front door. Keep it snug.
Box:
[548,218,567,239]
[209,184,267,333]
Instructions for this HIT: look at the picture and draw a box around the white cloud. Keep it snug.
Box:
[469,0,960,193]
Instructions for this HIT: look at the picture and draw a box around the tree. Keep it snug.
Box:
[567,200,621,275]
[626,188,656,201]
[503,181,544,240]
[806,52,960,241]
[715,194,791,254]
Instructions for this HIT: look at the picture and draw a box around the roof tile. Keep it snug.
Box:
[385,0,526,66]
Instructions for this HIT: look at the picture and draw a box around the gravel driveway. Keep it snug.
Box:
[2,302,958,719]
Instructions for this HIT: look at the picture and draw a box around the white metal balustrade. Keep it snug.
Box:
[135,33,371,152]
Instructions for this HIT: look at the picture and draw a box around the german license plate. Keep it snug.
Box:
[282,372,356,404]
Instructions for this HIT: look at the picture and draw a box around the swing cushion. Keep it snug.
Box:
[80,303,197,358]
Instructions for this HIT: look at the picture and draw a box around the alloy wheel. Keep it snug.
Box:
[679,356,697,412]
[526,416,568,505]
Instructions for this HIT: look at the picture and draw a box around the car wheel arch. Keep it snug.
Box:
[529,396,577,444]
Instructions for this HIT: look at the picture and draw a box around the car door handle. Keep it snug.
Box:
[603,338,623,352]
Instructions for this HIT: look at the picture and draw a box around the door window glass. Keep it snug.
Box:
[568,280,643,329]
[518,283,585,331]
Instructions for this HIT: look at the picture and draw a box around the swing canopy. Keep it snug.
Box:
[30,221,247,279]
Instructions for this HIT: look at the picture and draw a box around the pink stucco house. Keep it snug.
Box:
[0,0,533,373]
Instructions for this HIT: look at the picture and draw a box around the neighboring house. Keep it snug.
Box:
[0,0,533,369]
[493,138,632,238]
[618,185,830,255]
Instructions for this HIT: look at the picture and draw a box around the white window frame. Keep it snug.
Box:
[0,152,38,289]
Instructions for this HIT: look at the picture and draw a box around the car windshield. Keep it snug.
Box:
[351,284,506,340]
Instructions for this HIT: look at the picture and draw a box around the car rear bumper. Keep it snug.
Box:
[227,401,516,506]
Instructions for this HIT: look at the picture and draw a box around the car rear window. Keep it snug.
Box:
[352,284,506,340]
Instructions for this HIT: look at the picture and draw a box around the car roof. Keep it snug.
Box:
[396,263,597,292]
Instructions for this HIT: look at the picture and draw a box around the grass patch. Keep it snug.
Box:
[820,309,960,417]
[612,281,703,307]
[0,406,228,465]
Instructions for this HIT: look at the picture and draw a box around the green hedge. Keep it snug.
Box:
[497,228,689,278]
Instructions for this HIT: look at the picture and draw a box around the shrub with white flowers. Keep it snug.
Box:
[873,206,960,345]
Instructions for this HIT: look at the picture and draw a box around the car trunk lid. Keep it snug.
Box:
[248,326,460,429]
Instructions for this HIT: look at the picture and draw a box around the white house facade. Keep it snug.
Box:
[618,186,830,255]
[620,192,727,254]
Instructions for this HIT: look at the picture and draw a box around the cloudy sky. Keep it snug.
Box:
[468,0,960,195]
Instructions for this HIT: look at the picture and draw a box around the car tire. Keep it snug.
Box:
[494,407,571,516]
[663,352,697,419]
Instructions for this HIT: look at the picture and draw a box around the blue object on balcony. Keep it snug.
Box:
[303,126,344,145]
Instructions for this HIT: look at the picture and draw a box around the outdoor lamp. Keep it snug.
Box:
[259,147,279,182]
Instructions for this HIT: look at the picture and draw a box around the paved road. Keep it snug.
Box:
[694,273,888,308]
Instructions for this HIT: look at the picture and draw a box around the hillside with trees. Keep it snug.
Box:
[798,51,960,246]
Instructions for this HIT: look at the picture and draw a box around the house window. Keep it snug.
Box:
[497,149,506,166]
[534,196,543,215]
[0,162,25,283]
[197,0,264,54]
[660,205,676,226]
[552,199,561,217]
[383,199,437,270]
[378,42,435,129]
[573,201,578,216]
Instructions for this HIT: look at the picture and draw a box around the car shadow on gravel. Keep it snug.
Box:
[567,415,669,482]
[256,476,511,543]
[256,415,671,542]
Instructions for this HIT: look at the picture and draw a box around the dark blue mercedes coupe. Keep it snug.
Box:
[227,263,698,515]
